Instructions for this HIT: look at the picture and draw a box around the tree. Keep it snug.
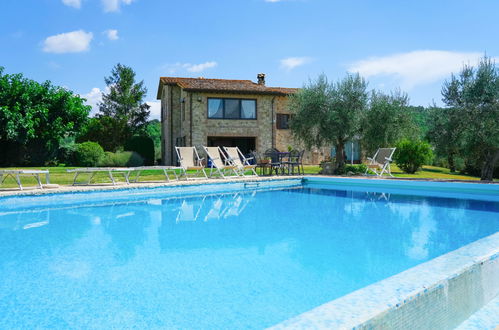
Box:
[0,67,90,165]
[361,90,417,156]
[441,57,499,181]
[426,105,464,172]
[289,73,368,172]
[98,63,150,137]
[145,119,162,161]
[76,116,130,152]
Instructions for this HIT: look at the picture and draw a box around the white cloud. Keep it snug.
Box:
[105,29,119,40]
[280,57,312,71]
[146,101,161,120]
[62,0,81,8]
[102,0,134,12]
[348,50,488,89]
[43,30,93,54]
[163,61,218,74]
[185,61,217,73]
[82,87,103,116]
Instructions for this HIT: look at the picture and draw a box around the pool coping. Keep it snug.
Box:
[0,176,299,198]
[0,174,497,198]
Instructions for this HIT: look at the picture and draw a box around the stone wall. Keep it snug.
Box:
[189,92,274,153]
[273,95,332,164]
[161,87,332,165]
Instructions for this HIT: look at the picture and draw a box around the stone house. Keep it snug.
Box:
[157,74,336,165]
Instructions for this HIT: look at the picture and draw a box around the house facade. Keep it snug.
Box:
[157,74,334,165]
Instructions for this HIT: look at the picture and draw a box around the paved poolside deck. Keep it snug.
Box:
[0,175,300,197]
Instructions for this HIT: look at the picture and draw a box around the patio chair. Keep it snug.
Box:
[203,146,239,179]
[252,151,271,176]
[0,169,50,190]
[364,148,396,177]
[175,146,208,180]
[264,148,282,175]
[223,146,258,176]
[282,150,305,175]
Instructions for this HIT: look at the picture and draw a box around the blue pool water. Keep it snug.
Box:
[0,181,498,329]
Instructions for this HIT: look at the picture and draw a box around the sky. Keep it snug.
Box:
[1,0,498,120]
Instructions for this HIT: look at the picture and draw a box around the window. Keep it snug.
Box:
[208,99,223,118]
[207,98,256,119]
[276,114,290,129]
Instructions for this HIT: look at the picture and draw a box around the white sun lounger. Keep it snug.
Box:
[175,146,208,180]
[365,148,396,177]
[130,166,183,183]
[0,170,50,190]
[203,146,239,179]
[223,146,258,176]
[67,168,133,185]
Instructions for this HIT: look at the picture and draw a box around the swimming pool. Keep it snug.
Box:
[0,178,498,328]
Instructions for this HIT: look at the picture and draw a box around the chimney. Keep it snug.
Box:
[257,73,266,85]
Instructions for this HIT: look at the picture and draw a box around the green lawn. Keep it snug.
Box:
[390,165,481,180]
[0,164,483,189]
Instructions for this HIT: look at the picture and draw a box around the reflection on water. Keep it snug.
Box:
[0,186,498,329]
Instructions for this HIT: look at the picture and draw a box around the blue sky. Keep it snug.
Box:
[1,0,498,119]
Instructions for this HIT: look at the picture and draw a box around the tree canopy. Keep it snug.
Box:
[426,105,464,172]
[0,67,90,165]
[439,56,499,180]
[80,63,151,152]
[361,90,417,156]
[99,63,150,134]
[289,73,368,171]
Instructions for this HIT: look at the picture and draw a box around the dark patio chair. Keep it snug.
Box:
[252,151,271,175]
[283,150,305,175]
[264,148,281,175]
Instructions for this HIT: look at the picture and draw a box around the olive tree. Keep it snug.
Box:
[289,73,368,172]
[361,90,416,156]
[426,105,464,172]
[441,57,499,181]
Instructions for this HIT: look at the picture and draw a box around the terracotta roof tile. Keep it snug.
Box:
[157,77,298,99]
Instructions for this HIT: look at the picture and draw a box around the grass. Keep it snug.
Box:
[0,164,484,189]
[390,165,481,181]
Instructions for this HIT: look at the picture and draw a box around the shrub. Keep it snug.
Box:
[394,139,433,174]
[344,164,367,175]
[56,145,76,165]
[74,142,105,167]
[100,151,144,167]
[124,136,155,165]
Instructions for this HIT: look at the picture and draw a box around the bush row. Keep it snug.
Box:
[58,141,144,167]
